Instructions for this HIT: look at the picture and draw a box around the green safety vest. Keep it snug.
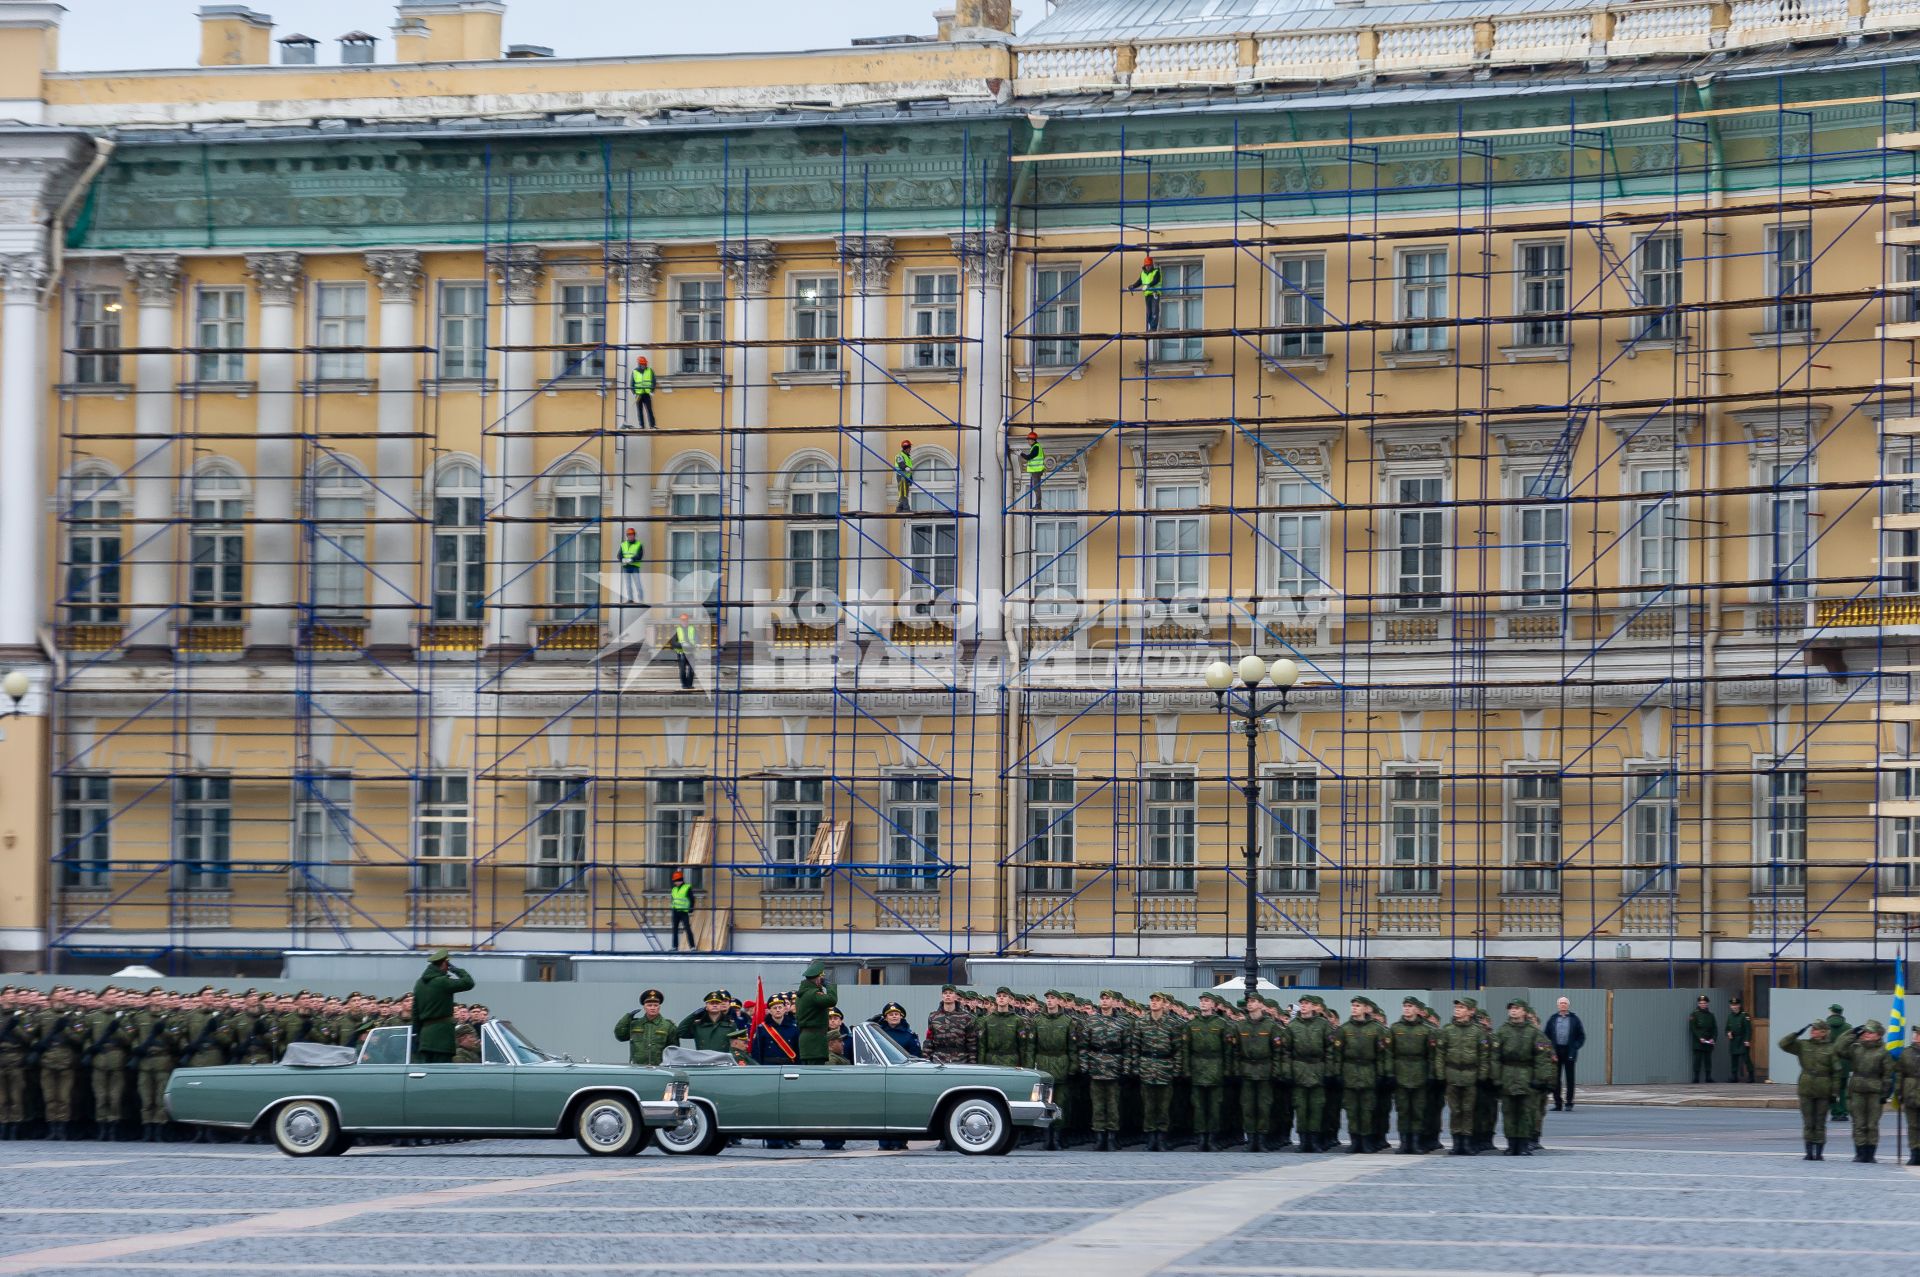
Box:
[674,624,698,649]
[895,452,914,477]
[619,538,643,567]
[670,882,692,913]
[1024,443,1046,475]
[1137,266,1162,296]
[631,366,654,394]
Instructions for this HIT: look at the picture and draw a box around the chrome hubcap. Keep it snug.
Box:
[283,1108,322,1147]
[586,1106,627,1146]
[956,1107,996,1146]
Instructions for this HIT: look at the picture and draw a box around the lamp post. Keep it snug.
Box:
[1203,654,1300,1010]
[0,669,28,719]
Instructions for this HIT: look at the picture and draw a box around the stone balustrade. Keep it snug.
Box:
[1017,893,1079,934]
[874,891,942,930]
[1138,894,1199,933]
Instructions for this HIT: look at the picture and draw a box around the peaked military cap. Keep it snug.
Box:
[1862,1019,1887,1034]
[880,1001,907,1018]
[702,989,729,1002]
[640,988,664,1005]
[802,959,828,980]
[941,984,959,993]
[1298,993,1326,1008]
[1829,1003,1845,1014]
[426,949,450,963]
[1454,996,1477,1011]
[995,985,1015,996]
[1507,998,1527,1010]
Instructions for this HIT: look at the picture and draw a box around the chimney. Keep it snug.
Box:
[338,30,377,63]
[197,5,273,66]
[277,31,317,63]
[391,1,505,62]
[951,0,1014,38]
[933,7,955,39]
[0,1,63,117]
[504,43,552,58]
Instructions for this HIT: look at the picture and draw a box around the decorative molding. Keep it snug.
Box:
[1252,426,1340,477]
[1487,417,1572,463]
[1733,403,1832,453]
[123,252,182,306]
[0,252,48,301]
[951,230,1009,287]
[488,244,547,304]
[839,235,896,294]
[363,249,425,300]
[1127,429,1223,487]
[1604,411,1698,457]
[620,242,663,298]
[721,238,777,296]
[1366,419,1459,464]
[242,252,304,306]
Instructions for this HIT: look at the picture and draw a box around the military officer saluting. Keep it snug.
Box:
[794,960,837,1065]
[1780,1016,1841,1159]
[615,989,677,1067]
[410,950,476,1064]
[678,990,745,1055]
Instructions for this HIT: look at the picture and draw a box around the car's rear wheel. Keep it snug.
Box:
[943,1095,1009,1156]
[573,1095,646,1156]
[652,1101,721,1156]
[271,1100,343,1158]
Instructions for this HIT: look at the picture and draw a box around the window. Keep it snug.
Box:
[432,462,485,622]
[885,777,941,891]
[1768,225,1813,333]
[58,775,111,889]
[1263,772,1319,894]
[416,774,470,891]
[1895,217,1920,324]
[1625,768,1677,894]
[1884,448,1920,596]
[649,778,705,891]
[1515,473,1567,608]
[785,462,840,596]
[1148,482,1206,601]
[530,776,589,892]
[1515,242,1568,347]
[1397,249,1449,352]
[293,774,352,893]
[1023,775,1075,893]
[907,270,959,369]
[769,776,825,888]
[905,455,957,618]
[65,471,123,625]
[194,287,246,383]
[557,282,607,379]
[1032,266,1081,367]
[1630,467,1683,594]
[675,280,725,375]
[189,468,246,624]
[1391,475,1445,611]
[1142,774,1197,893]
[1755,764,1807,892]
[789,275,840,372]
[1271,254,1325,358]
[549,467,601,614]
[1504,772,1561,894]
[1765,458,1811,601]
[1153,260,1203,362]
[907,452,956,515]
[1383,770,1440,894]
[310,463,368,615]
[1268,478,1326,603]
[72,289,123,384]
[315,282,367,380]
[668,462,722,605]
[1880,763,1920,892]
[175,775,231,890]
[1029,496,1082,621]
[438,282,487,380]
[1636,233,1684,341]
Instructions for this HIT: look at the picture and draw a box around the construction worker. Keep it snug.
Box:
[894,439,914,511]
[617,527,644,604]
[629,355,656,429]
[669,871,696,952]
[670,612,698,690]
[1020,430,1046,510]
[1128,254,1163,331]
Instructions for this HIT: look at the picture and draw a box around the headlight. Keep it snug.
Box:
[666,1082,689,1102]
[1030,1081,1053,1104]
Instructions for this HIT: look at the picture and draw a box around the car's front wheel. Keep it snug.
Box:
[652,1101,721,1156]
[271,1100,343,1158]
[573,1095,646,1156]
[943,1095,1010,1156]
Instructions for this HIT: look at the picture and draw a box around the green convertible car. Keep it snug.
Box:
[164,1020,691,1157]
[654,1021,1058,1156]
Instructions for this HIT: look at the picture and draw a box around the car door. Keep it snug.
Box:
[687,1065,782,1132]
[403,1027,516,1131]
[776,1027,886,1133]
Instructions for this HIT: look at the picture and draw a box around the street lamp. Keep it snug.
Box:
[1203,654,1300,1009]
[0,670,28,718]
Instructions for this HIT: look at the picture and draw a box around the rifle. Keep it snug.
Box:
[25,1015,66,1067]
[127,1014,172,1068]
[180,1013,226,1064]
[78,1014,118,1067]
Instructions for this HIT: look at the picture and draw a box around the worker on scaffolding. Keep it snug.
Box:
[617,527,645,604]
[629,355,657,430]
[894,439,915,512]
[1128,254,1163,331]
[670,611,699,690]
[1020,430,1046,509]
[669,871,696,951]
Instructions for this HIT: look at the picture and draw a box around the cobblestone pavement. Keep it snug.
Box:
[0,1106,1910,1276]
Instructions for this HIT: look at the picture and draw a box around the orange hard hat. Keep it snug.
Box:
[625,528,636,537]
[1027,430,1038,439]
[672,871,684,881]
[901,439,912,448]
[1143,254,1154,265]
[637,355,648,366]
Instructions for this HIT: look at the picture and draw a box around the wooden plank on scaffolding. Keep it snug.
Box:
[682,817,714,867]
[808,819,850,867]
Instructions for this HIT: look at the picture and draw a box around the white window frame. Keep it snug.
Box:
[71,287,124,385]
[65,468,124,625]
[1635,232,1684,341]
[1152,258,1204,362]
[784,462,840,598]
[1025,487,1084,623]
[548,465,602,614]
[1753,452,1813,603]
[649,776,705,891]
[1623,764,1678,896]
[1752,759,1807,894]
[768,775,826,890]
[1270,253,1326,358]
[1032,265,1081,367]
[1767,223,1813,334]
[1386,470,1447,612]
[1147,480,1207,609]
[1262,472,1330,609]
[1395,247,1449,352]
[529,775,590,893]
[1141,771,1198,895]
[1893,214,1920,325]
[188,466,247,624]
[884,775,942,892]
[1626,463,1685,595]
[673,277,725,375]
[310,461,370,617]
[1509,469,1567,608]
[431,461,486,622]
[1503,767,1561,895]
[174,774,232,891]
[1879,759,1920,893]
[1022,772,1076,894]
[788,273,841,372]
[1885,446,1920,597]
[1514,240,1569,347]
[1382,766,1441,895]
[194,286,246,383]
[437,281,487,380]
[1262,768,1320,895]
[58,773,112,890]
[667,461,722,606]
[555,281,608,380]
[314,281,367,381]
[415,773,471,891]
[905,269,959,369]
[293,773,353,893]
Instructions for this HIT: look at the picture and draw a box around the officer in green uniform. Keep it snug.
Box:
[1824,1004,1851,1121]
[1687,994,1717,1083]
[1081,990,1130,1151]
[1725,995,1755,1083]
[81,989,133,1140]
[1030,991,1080,1149]
[1268,1002,1296,1149]
[678,990,744,1054]
[1834,1020,1894,1162]
[1388,996,1438,1155]
[31,990,87,1139]
[411,949,476,1064]
[1286,994,1337,1153]
[1131,992,1183,1151]
[233,992,281,1066]
[1895,1025,1920,1165]
[615,989,678,1066]
[129,989,184,1142]
[0,988,34,1140]
[976,988,1032,1068]
[1230,994,1283,1152]
[1183,992,1231,1151]
[794,959,837,1064]
[1334,996,1388,1153]
[1436,996,1489,1156]
[1492,999,1555,1155]
[1418,1001,1447,1152]
[1779,1017,1841,1159]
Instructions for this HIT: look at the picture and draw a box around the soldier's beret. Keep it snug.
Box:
[703,989,729,1002]
[803,959,828,980]
[426,950,450,964]
[640,989,664,1005]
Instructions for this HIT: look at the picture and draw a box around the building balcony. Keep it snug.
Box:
[1809,595,1920,636]
[761,891,829,930]
[533,619,603,657]
[1499,894,1562,937]
[175,890,231,928]
[1619,895,1678,936]
[1745,893,1809,938]
[1374,895,1443,936]
[417,623,483,655]
[521,889,590,929]
[1137,894,1199,934]
[302,618,367,655]
[1258,893,1322,939]
[873,891,941,931]
[1016,892,1078,936]
[174,623,246,658]
[410,891,471,929]
[59,623,123,653]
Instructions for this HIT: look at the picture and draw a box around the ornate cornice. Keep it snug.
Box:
[620,242,663,298]
[951,231,1008,288]
[1365,420,1459,464]
[123,253,182,306]
[363,249,425,300]
[721,238,777,297]
[839,235,895,294]
[1487,418,1573,462]
[0,253,48,301]
[1253,427,1341,476]
[243,252,304,306]
[488,245,547,304]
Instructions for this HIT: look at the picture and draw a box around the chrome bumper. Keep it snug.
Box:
[1007,1100,1060,1128]
[640,1100,692,1129]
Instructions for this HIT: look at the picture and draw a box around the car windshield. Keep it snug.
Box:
[859,1024,910,1066]
[491,1020,556,1064]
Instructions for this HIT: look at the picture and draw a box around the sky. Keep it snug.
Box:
[57,1,1041,71]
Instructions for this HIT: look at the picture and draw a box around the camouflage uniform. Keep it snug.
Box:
[924,1001,977,1065]
[1824,1007,1852,1120]
[1436,999,1491,1154]
[1229,1009,1284,1151]
[1334,1007,1390,1153]
[1285,1000,1337,1153]
[1779,1023,1841,1158]
[0,1003,35,1135]
[975,1005,1032,1069]
[1491,1003,1555,1154]
[1081,997,1131,1147]
[81,1005,133,1137]
[1131,1005,1184,1150]
[1030,1000,1081,1149]
[1387,1005,1438,1154]
[128,1001,183,1138]
[1472,1012,1500,1152]
[1895,1034,1920,1165]
[30,1007,86,1134]
[613,999,678,1067]
[1183,1004,1232,1150]
[1835,1023,1894,1160]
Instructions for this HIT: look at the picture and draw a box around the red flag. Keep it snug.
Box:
[748,977,768,1042]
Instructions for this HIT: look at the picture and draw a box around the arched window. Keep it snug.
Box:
[667,460,721,604]
[785,460,840,596]
[549,464,601,612]
[432,461,485,622]
[310,461,369,615]
[65,468,125,624]
[189,464,247,624]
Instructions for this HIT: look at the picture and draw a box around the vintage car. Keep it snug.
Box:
[655,1020,1057,1155]
[164,1020,691,1158]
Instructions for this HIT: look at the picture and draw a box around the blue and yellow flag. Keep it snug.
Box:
[1890,956,1906,1058]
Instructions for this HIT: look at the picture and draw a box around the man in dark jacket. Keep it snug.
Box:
[410,950,475,1064]
[675,991,742,1054]
[1687,995,1717,1083]
[1543,996,1587,1110]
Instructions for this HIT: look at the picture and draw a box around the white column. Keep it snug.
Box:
[123,253,183,654]
[615,244,661,543]
[0,253,48,654]
[956,232,1008,643]
[243,252,303,654]
[363,250,424,652]
[841,236,894,642]
[725,239,776,647]
[490,246,545,651]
